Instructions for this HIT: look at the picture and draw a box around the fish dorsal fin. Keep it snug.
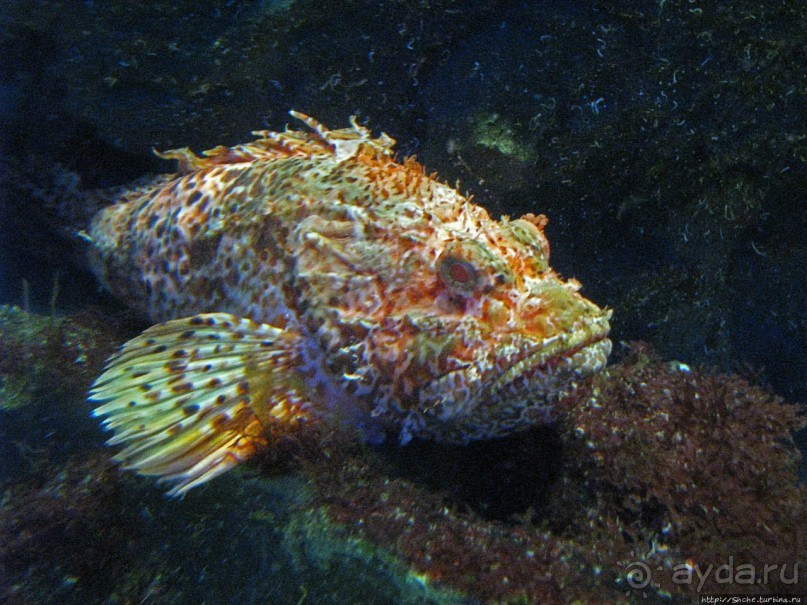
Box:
[90,313,311,497]
[154,111,398,175]
[286,110,396,162]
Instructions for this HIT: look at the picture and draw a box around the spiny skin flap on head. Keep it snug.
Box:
[90,313,311,497]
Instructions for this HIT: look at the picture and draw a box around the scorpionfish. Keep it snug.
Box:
[89,111,612,496]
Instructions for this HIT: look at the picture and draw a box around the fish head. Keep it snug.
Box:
[376,211,610,442]
[293,176,610,443]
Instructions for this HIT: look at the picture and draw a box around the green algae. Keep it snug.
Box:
[0,305,113,413]
[0,305,57,411]
[472,112,536,163]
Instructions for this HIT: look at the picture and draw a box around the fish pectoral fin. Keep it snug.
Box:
[90,312,311,497]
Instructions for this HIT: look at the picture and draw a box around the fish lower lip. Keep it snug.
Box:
[417,319,611,412]
[492,322,612,393]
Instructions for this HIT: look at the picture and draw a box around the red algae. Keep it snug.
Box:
[305,342,807,603]
[553,342,806,599]
[309,454,569,603]
[2,303,804,603]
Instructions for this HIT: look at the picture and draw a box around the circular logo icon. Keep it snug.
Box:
[625,562,652,589]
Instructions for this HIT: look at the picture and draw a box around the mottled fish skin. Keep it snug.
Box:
[89,112,611,495]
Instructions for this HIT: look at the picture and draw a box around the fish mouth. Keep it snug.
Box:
[409,315,611,441]
[490,315,612,397]
[416,314,611,419]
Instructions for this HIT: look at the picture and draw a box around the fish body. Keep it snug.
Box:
[89,112,611,495]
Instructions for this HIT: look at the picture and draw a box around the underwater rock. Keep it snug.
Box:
[1,303,804,603]
[307,342,807,602]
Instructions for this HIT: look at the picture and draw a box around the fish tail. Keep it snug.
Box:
[90,313,312,497]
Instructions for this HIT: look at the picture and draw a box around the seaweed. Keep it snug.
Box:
[1,304,804,603]
[307,342,807,603]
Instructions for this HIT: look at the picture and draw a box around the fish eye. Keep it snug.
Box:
[436,240,510,296]
[438,255,479,293]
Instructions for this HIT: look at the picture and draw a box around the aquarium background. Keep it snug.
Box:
[1,1,805,604]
